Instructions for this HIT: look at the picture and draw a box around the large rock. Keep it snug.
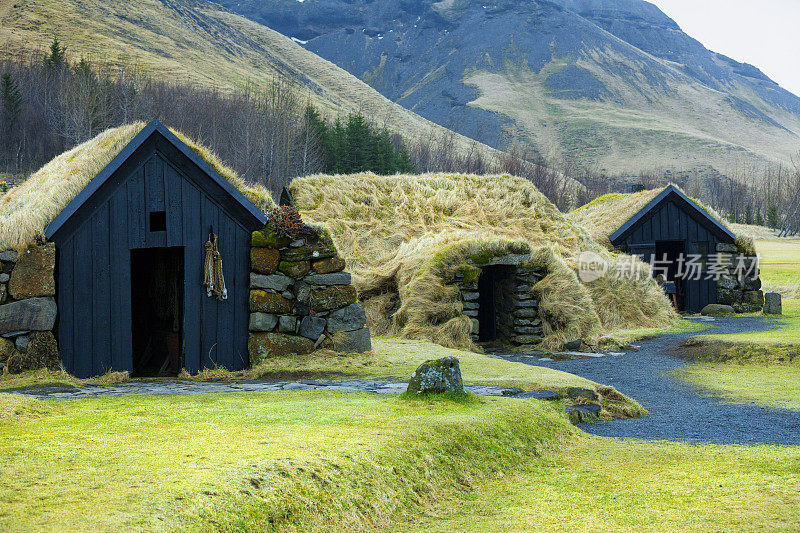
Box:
[309,285,357,312]
[406,356,465,395]
[742,290,764,308]
[251,248,280,274]
[716,288,742,306]
[279,233,337,262]
[250,273,293,292]
[6,331,59,373]
[249,290,293,314]
[326,303,367,332]
[299,316,327,340]
[249,312,278,332]
[717,276,739,291]
[716,243,738,253]
[8,244,55,299]
[329,327,372,353]
[0,297,57,334]
[278,315,298,333]
[764,292,782,315]
[278,260,311,278]
[304,272,352,286]
[312,256,345,274]
[742,276,762,291]
[701,304,735,316]
[0,250,18,263]
[248,333,315,363]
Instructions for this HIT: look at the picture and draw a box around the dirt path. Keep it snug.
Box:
[498,317,800,445]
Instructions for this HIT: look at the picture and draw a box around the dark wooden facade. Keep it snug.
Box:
[609,185,736,313]
[45,121,266,377]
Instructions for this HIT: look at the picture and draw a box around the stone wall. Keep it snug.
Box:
[0,244,60,373]
[451,255,545,349]
[248,225,371,364]
[715,242,764,313]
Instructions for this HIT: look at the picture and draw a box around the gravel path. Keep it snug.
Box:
[496,316,800,445]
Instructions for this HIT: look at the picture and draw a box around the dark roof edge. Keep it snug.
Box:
[45,120,267,239]
[609,184,736,244]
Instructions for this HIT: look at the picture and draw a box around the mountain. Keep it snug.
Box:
[216,0,800,176]
[0,0,496,160]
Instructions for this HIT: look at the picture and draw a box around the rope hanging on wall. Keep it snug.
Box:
[203,232,228,301]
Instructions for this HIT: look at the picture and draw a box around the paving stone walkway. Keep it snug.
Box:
[7,379,524,400]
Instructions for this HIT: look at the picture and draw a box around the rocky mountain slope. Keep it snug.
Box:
[218,0,800,175]
[0,0,496,160]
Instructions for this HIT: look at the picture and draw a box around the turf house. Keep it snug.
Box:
[0,121,369,378]
[571,185,764,313]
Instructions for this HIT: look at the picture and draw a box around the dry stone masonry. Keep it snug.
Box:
[248,225,370,363]
[452,254,545,349]
[715,242,764,313]
[0,244,60,373]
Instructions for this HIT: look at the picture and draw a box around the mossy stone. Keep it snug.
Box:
[248,333,315,363]
[406,356,465,395]
[312,256,346,274]
[309,285,357,313]
[249,290,293,314]
[457,264,481,284]
[278,260,311,278]
[251,230,291,249]
[251,248,280,274]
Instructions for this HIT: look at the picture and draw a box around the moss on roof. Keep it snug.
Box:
[0,124,274,251]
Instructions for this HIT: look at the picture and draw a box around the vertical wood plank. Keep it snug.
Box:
[73,223,93,378]
[58,238,75,374]
[92,202,112,374]
[182,179,202,372]
[164,163,183,247]
[234,227,249,370]
[201,197,220,369]
[110,191,132,373]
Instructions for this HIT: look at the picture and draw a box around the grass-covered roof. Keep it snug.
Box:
[0,123,274,251]
[290,173,677,351]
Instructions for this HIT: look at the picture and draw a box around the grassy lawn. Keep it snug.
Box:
[674,299,800,410]
[607,317,710,344]
[0,391,574,531]
[756,238,800,298]
[409,436,800,532]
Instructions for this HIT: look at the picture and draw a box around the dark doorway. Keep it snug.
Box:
[477,265,516,343]
[131,247,184,376]
[655,240,686,310]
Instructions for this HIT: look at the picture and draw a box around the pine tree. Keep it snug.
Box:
[1,73,23,126]
[767,205,781,229]
[44,37,67,70]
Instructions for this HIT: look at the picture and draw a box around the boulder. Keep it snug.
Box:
[249,313,278,332]
[717,275,739,291]
[248,333,315,363]
[329,327,372,353]
[567,387,598,401]
[567,404,601,424]
[563,340,583,351]
[6,331,59,373]
[304,272,352,286]
[8,244,55,299]
[742,290,764,308]
[764,292,782,315]
[279,233,337,262]
[326,303,367,332]
[406,356,465,395]
[278,315,298,334]
[309,285,357,313]
[716,243,738,253]
[701,304,735,316]
[249,290,293,314]
[0,273,8,283]
[299,316,327,340]
[0,297,57,334]
[251,248,280,274]
[716,289,741,306]
[0,250,18,263]
[250,273,293,292]
[312,256,346,274]
[278,260,311,278]
[15,335,28,353]
[742,276,762,291]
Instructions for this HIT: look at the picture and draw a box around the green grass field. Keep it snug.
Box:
[408,437,800,532]
[0,391,573,531]
[757,239,800,298]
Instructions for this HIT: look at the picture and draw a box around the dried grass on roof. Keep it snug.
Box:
[291,173,676,350]
[0,124,274,251]
[569,187,666,247]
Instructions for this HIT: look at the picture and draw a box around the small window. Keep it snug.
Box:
[149,211,167,232]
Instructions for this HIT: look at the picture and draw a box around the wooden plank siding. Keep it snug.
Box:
[614,194,734,313]
[51,148,256,378]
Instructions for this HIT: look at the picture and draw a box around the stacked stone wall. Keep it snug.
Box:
[715,242,764,313]
[451,256,545,349]
[248,226,371,364]
[0,244,59,373]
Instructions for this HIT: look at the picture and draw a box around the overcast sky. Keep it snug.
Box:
[650,0,800,96]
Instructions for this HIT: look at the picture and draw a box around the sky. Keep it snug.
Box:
[651,0,800,96]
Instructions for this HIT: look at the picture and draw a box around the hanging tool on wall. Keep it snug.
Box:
[203,226,227,301]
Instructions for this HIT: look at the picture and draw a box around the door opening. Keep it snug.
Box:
[477,265,516,343]
[655,240,686,310]
[131,247,184,376]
